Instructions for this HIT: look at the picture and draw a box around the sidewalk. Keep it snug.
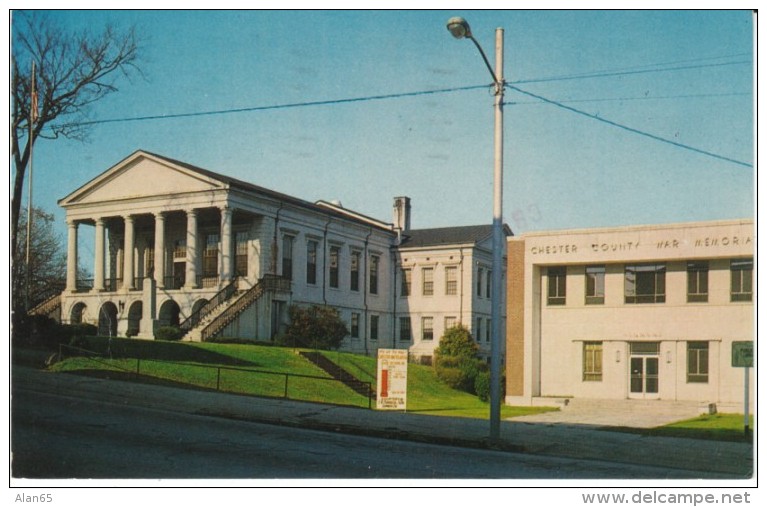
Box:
[12,364,754,478]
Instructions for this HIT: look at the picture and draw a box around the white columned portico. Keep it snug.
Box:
[185,209,198,289]
[220,206,233,284]
[154,212,166,288]
[123,215,135,290]
[93,218,105,292]
[66,219,78,292]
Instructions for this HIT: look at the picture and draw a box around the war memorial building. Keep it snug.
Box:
[505,219,754,410]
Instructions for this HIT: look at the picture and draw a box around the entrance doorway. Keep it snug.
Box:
[629,342,660,399]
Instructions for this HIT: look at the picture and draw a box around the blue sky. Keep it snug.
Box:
[13,10,754,243]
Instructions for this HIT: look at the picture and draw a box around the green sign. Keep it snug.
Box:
[732,341,753,368]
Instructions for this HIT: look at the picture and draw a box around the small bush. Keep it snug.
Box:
[475,371,491,402]
[155,326,184,341]
[12,314,64,348]
[474,370,507,403]
[434,325,477,361]
[61,323,98,340]
[278,305,349,350]
[434,356,487,393]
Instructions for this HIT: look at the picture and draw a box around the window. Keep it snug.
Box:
[370,315,379,341]
[687,261,709,303]
[585,266,605,305]
[687,341,709,383]
[583,342,603,381]
[203,233,219,278]
[173,238,186,259]
[444,316,457,331]
[475,318,482,343]
[369,255,379,294]
[731,258,753,302]
[350,251,360,291]
[399,317,412,341]
[306,240,318,285]
[445,266,458,295]
[477,267,484,297]
[547,267,566,305]
[401,268,411,296]
[145,242,155,277]
[235,232,248,277]
[486,270,492,298]
[625,264,665,304]
[350,313,360,338]
[486,318,491,342]
[422,317,434,341]
[422,267,434,296]
[281,235,293,280]
[329,246,340,288]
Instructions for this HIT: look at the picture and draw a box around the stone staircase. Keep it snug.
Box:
[27,285,65,321]
[182,275,291,342]
[300,351,375,399]
[183,292,246,341]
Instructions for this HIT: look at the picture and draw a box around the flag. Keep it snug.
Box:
[30,62,38,124]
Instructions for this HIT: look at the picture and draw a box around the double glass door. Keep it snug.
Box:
[629,342,660,399]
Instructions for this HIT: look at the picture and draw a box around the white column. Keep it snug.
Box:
[66,220,78,292]
[93,218,105,292]
[220,206,233,284]
[123,215,135,290]
[185,209,198,289]
[154,212,166,288]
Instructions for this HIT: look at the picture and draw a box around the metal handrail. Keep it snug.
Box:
[200,275,290,341]
[179,278,238,332]
[58,342,372,409]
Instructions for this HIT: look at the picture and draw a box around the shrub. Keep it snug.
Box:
[61,323,98,340]
[278,305,349,350]
[12,314,64,348]
[434,325,477,362]
[155,326,184,341]
[474,371,491,402]
[474,370,507,403]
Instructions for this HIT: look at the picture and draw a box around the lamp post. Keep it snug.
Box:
[447,17,505,441]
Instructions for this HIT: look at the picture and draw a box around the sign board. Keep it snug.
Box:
[376,349,408,410]
[732,341,753,368]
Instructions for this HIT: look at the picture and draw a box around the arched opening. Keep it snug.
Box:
[158,299,181,328]
[98,302,118,337]
[127,301,143,337]
[70,302,87,324]
[191,298,208,316]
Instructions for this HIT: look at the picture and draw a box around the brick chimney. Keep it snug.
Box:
[393,196,411,233]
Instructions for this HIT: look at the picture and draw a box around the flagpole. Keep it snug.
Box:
[25,61,36,311]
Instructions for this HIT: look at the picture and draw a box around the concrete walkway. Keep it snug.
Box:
[11,365,754,479]
[512,397,705,428]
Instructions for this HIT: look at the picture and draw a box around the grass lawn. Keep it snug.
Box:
[321,349,555,419]
[49,337,556,418]
[52,338,372,408]
[643,413,755,443]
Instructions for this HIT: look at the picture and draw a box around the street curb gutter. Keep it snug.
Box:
[195,408,527,454]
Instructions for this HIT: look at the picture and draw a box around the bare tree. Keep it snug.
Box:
[13,207,66,312]
[11,12,142,262]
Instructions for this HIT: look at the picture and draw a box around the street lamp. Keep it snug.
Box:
[447,16,505,441]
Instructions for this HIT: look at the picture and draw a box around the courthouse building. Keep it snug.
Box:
[505,219,754,410]
[54,150,507,360]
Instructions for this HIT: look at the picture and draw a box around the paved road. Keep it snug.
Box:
[12,379,728,480]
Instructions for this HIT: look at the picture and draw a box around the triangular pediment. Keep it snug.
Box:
[59,151,227,206]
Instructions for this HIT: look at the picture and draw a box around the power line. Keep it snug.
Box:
[509,91,751,106]
[512,60,751,86]
[49,84,489,130]
[506,84,752,168]
[512,52,750,82]
[47,56,750,131]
